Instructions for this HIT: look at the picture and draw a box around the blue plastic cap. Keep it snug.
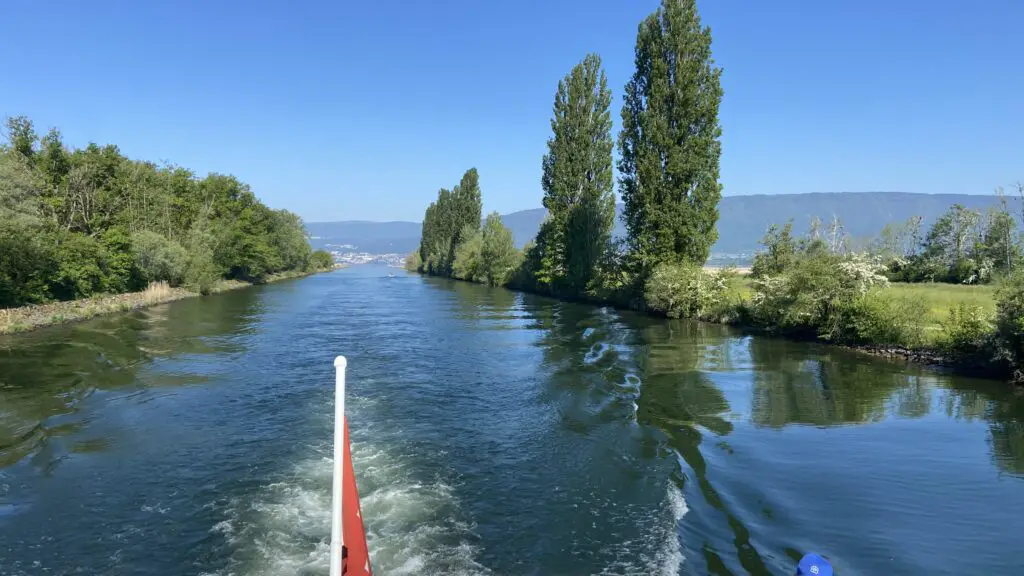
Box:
[796,553,833,576]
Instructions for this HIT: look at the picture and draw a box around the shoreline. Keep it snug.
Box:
[413,269,1017,384]
[0,267,336,335]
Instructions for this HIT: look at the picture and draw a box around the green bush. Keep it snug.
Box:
[643,262,727,319]
[0,220,56,307]
[748,252,891,342]
[131,231,188,286]
[101,227,134,292]
[308,250,334,271]
[451,226,483,282]
[507,239,544,293]
[404,251,421,272]
[478,212,520,287]
[50,232,113,300]
[183,221,221,295]
[750,222,797,278]
[995,273,1024,371]
[842,291,928,347]
[939,302,993,361]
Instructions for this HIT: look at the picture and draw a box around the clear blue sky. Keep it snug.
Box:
[4,0,1022,222]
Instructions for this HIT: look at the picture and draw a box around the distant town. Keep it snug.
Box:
[323,244,406,267]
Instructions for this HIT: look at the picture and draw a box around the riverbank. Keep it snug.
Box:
[0,267,336,335]
[414,268,1018,383]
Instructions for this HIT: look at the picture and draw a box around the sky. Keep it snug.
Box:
[3,0,1022,222]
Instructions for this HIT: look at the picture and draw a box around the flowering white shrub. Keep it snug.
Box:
[644,262,728,319]
[836,252,889,294]
[747,251,903,341]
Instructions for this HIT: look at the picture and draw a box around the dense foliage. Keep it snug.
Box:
[618,0,724,274]
[416,169,519,285]
[0,116,331,308]
[419,169,484,276]
[878,200,1023,284]
[536,53,615,297]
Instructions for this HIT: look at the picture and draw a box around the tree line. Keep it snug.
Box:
[1,116,332,308]
[411,0,723,305]
[754,192,1024,286]
[404,0,1024,379]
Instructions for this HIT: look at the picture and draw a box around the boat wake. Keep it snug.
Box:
[204,397,491,576]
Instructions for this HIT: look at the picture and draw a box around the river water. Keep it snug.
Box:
[1,266,1022,575]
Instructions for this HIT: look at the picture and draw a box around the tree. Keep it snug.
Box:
[922,204,982,266]
[618,0,724,274]
[447,168,483,270]
[132,230,188,286]
[479,212,520,286]
[419,189,452,275]
[751,222,796,278]
[0,151,43,226]
[452,225,483,282]
[309,250,334,271]
[978,191,1020,275]
[416,168,484,278]
[538,53,615,296]
[3,115,37,160]
[0,115,318,305]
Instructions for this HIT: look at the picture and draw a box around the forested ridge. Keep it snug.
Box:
[0,115,332,309]
[408,0,1024,382]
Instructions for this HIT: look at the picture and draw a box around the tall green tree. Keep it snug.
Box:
[618,0,724,274]
[416,168,483,278]
[479,212,520,286]
[538,53,614,296]
[448,168,483,268]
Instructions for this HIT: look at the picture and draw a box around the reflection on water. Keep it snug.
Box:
[942,380,1024,476]
[0,289,262,469]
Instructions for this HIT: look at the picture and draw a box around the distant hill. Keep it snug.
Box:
[307,192,1022,257]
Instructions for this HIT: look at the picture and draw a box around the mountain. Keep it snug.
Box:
[307,192,1022,258]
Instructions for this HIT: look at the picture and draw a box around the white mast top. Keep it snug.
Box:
[330,355,347,576]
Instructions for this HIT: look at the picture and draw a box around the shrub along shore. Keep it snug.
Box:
[0,267,334,335]
[405,0,1024,383]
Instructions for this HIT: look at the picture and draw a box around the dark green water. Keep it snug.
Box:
[1,266,1022,575]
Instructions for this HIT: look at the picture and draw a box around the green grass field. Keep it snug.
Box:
[887,282,997,326]
[721,273,998,342]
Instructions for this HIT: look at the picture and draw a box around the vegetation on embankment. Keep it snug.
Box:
[401,0,1024,382]
[0,267,333,335]
[1,115,334,310]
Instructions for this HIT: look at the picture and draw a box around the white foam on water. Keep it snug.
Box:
[654,483,689,575]
[597,482,688,576]
[206,421,491,576]
[351,439,492,576]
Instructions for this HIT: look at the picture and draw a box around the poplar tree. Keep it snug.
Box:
[448,167,482,268]
[417,168,483,277]
[618,0,724,273]
[538,53,614,295]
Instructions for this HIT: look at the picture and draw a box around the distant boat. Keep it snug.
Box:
[387,273,396,278]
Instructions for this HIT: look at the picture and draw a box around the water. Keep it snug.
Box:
[1,266,1022,575]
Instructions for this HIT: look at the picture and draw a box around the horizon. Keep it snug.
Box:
[305,190,1020,224]
[4,0,1022,222]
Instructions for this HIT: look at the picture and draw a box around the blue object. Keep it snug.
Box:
[796,553,833,576]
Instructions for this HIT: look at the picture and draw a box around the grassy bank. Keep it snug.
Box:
[413,261,1019,381]
[720,274,998,346]
[0,268,333,335]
